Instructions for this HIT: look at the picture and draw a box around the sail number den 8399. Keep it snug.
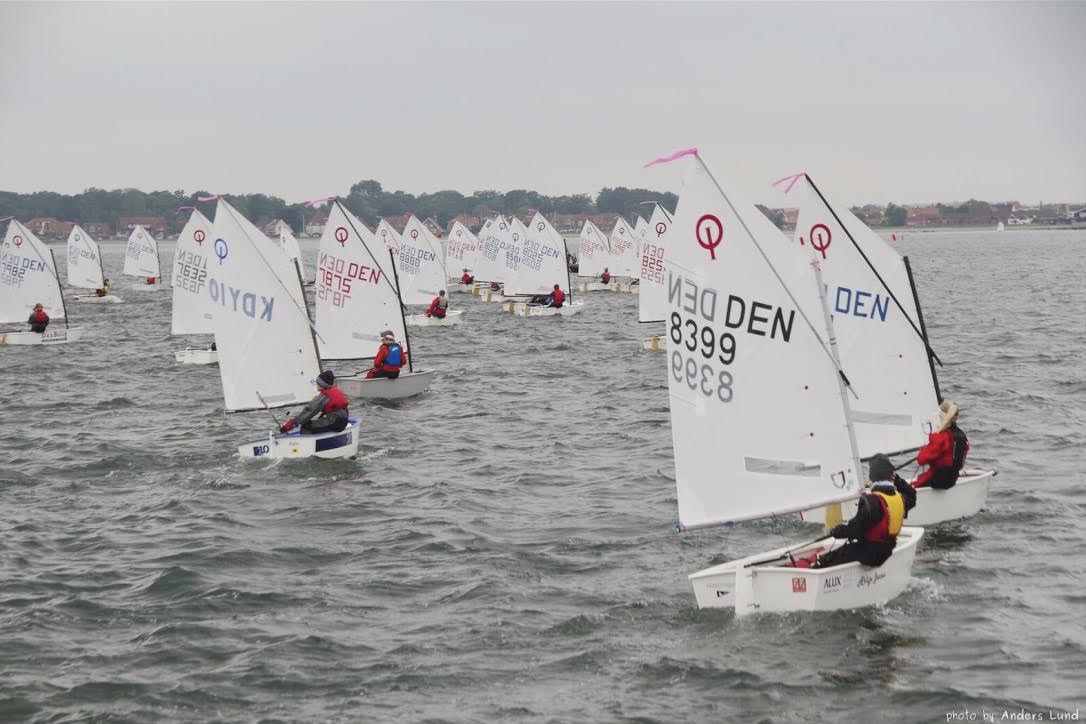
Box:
[669,311,735,403]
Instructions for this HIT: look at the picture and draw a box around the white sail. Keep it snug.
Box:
[446,220,479,276]
[667,155,859,530]
[609,217,640,278]
[509,212,568,294]
[396,215,446,305]
[638,204,673,323]
[577,220,611,277]
[315,201,405,359]
[793,176,941,455]
[374,219,401,255]
[123,225,162,278]
[474,215,511,283]
[278,221,306,280]
[171,209,215,335]
[208,200,319,412]
[501,217,529,283]
[1,219,66,322]
[66,225,104,290]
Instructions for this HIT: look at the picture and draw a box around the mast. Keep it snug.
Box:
[49,248,70,329]
[294,256,321,368]
[903,256,943,403]
[811,259,862,491]
[564,238,574,305]
[388,249,415,373]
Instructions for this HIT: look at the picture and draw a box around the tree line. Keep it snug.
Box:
[0,181,679,236]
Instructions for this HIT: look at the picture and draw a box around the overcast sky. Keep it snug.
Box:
[2,1,1084,206]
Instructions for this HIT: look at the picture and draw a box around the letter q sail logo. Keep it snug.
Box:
[695,214,723,261]
[214,238,229,265]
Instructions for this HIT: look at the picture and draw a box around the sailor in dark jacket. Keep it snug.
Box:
[813,454,917,569]
[280,370,350,435]
[28,303,49,332]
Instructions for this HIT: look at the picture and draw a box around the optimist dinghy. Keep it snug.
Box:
[208,199,359,459]
[783,174,995,527]
[663,150,921,614]
[66,225,123,303]
[1,220,83,346]
[509,214,585,318]
[637,203,673,350]
[124,225,165,290]
[445,220,479,290]
[405,310,463,327]
[171,209,218,364]
[315,201,435,400]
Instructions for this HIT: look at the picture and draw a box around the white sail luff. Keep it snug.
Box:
[668,155,860,529]
[171,209,215,335]
[1,219,66,322]
[66,225,104,289]
[208,200,320,411]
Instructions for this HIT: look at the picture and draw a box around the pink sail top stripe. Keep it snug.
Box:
[643,147,698,168]
[197,194,220,202]
[175,205,195,213]
[0,215,13,222]
[303,196,336,208]
[771,172,806,195]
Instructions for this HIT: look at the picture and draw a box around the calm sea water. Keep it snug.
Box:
[1,230,1084,722]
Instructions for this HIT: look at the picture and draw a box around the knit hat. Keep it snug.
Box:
[316,370,335,388]
[868,453,894,483]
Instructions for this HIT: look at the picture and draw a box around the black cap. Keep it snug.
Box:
[868,454,894,482]
[317,370,335,388]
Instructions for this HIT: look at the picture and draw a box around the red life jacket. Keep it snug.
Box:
[601,272,611,283]
[32,310,48,324]
[552,289,566,306]
[461,273,473,283]
[322,386,349,413]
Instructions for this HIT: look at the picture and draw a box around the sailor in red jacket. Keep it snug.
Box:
[27,303,49,333]
[280,370,350,434]
[426,290,449,318]
[461,269,474,284]
[914,400,970,489]
[365,330,407,379]
[600,267,611,284]
[548,284,565,308]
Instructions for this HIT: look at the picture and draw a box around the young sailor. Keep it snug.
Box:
[28,303,50,332]
[600,267,611,284]
[913,400,970,489]
[425,290,449,319]
[548,283,566,308]
[460,269,474,284]
[146,276,157,285]
[280,370,350,434]
[95,279,111,297]
[365,330,407,379]
[811,454,917,569]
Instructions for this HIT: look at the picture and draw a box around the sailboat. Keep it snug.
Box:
[398,215,463,326]
[124,225,164,289]
[207,199,359,459]
[786,174,995,527]
[67,225,123,303]
[663,151,921,614]
[637,203,673,349]
[1,219,82,345]
[315,200,435,399]
[996,221,1005,232]
[445,220,479,293]
[171,209,219,364]
[475,216,526,303]
[607,216,640,290]
[374,218,401,255]
[506,212,585,317]
[576,220,613,291]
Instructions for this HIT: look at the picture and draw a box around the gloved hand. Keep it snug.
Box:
[829,524,848,539]
[280,420,295,433]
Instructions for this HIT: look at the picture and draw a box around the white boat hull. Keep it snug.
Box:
[0,328,82,346]
[405,310,464,327]
[642,335,665,351]
[612,281,638,293]
[130,282,165,291]
[72,294,124,304]
[689,527,924,614]
[236,418,360,459]
[578,282,613,292]
[479,290,529,303]
[174,348,219,365]
[799,469,994,527]
[338,369,435,399]
[446,282,473,294]
[511,300,586,317]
